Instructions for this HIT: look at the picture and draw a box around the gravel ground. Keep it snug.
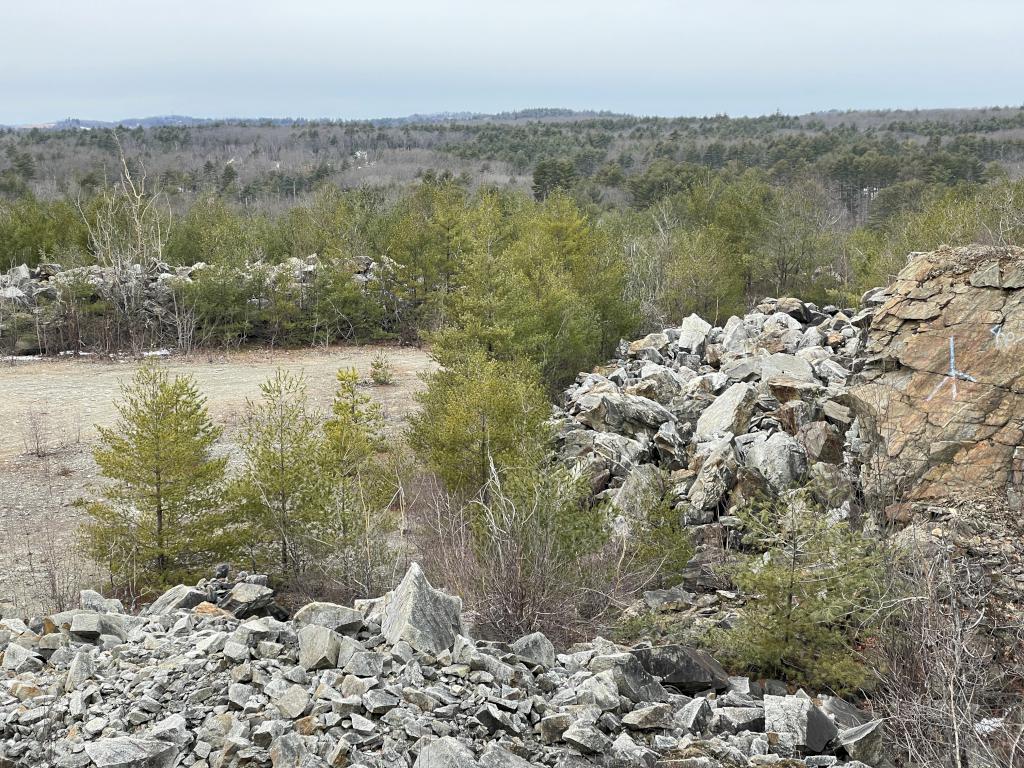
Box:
[0,346,435,616]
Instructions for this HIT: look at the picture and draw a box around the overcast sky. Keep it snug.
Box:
[2,0,1021,124]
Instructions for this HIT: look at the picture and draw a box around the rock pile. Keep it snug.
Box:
[0,255,373,355]
[0,564,884,768]
[556,295,872,547]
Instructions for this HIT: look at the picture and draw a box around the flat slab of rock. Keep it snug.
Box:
[631,644,730,694]
[143,584,205,616]
[413,736,481,767]
[695,382,756,440]
[84,737,178,768]
[292,601,363,634]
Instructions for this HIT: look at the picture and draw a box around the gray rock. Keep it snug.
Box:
[292,601,363,634]
[382,563,465,654]
[764,694,838,752]
[676,314,713,354]
[218,582,275,618]
[631,645,730,694]
[574,392,675,439]
[839,719,885,764]
[695,382,757,440]
[144,584,206,616]
[478,744,533,768]
[80,589,125,613]
[590,653,667,702]
[762,352,815,383]
[622,703,674,730]
[297,624,342,671]
[2,643,40,673]
[562,722,611,754]
[274,684,311,719]
[716,706,765,734]
[65,649,94,691]
[413,736,481,768]
[677,697,713,734]
[84,737,179,768]
[746,432,807,491]
[511,631,555,668]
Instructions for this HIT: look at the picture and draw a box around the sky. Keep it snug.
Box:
[2,0,1022,124]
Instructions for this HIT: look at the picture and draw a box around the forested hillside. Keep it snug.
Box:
[4,106,1024,362]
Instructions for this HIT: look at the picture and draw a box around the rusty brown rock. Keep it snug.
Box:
[852,246,1024,504]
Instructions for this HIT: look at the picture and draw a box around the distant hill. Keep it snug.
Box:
[8,108,631,130]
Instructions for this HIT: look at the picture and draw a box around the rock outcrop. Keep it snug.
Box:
[852,245,1024,507]
[0,566,883,768]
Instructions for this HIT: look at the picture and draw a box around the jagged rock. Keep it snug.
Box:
[688,441,737,512]
[762,352,816,383]
[622,703,674,730]
[144,584,206,616]
[562,722,611,754]
[694,383,756,440]
[382,563,465,654]
[678,697,713,734]
[80,589,125,614]
[628,332,670,356]
[676,314,713,354]
[297,624,342,671]
[853,245,1024,504]
[764,694,838,752]
[218,582,275,618]
[0,566,880,768]
[574,392,675,438]
[716,706,765,734]
[83,737,178,768]
[589,653,667,702]
[631,645,730,694]
[478,744,533,768]
[292,602,363,634]
[511,631,555,669]
[413,736,480,767]
[796,421,844,465]
[746,432,807,491]
[839,719,885,764]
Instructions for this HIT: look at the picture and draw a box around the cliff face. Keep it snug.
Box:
[852,245,1024,508]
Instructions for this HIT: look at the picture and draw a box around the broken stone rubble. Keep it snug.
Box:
[0,565,884,768]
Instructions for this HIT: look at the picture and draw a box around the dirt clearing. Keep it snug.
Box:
[0,346,435,615]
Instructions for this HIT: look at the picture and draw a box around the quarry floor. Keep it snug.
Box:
[0,346,435,616]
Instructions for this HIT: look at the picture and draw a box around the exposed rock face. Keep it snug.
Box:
[852,245,1024,505]
[0,566,881,768]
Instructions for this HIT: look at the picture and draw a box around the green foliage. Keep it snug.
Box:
[663,225,745,323]
[715,490,888,692]
[211,367,399,599]
[225,370,332,576]
[83,365,226,597]
[532,158,577,200]
[321,367,402,598]
[165,196,277,266]
[628,486,696,589]
[370,350,395,385]
[0,197,88,270]
[409,350,551,495]
[325,367,384,463]
[436,191,635,390]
